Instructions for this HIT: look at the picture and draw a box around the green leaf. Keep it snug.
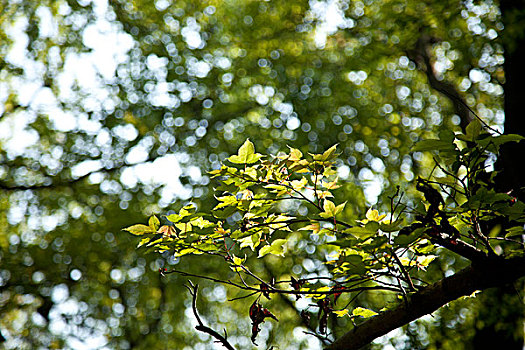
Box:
[505,226,525,238]
[465,119,482,141]
[439,130,456,143]
[123,224,156,236]
[352,307,377,318]
[318,144,338,161]
[320,199,337,218]
[379,220,403,232]
[334,309,349,317]
[149,215,160,230]
[416,255,437,268]
[344,222,379,240]
[477,134,525,147]
[493,134,524,145]
[258,239,287,257]
[288,147,303,161]
[394,227,425,246]
[340,254,367,275]
[227,139,263,164]
[412,139,456,152]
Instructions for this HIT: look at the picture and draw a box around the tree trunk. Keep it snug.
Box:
[497,0,525,199]
[475,1,525,348]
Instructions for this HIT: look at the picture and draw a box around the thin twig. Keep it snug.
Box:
[185,281,236,350]
[488,236,525,247]
[166,269,248,290]
[228,291,259,301]
[391,250,416,291]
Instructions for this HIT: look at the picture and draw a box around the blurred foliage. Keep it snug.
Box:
[0,0,520,349]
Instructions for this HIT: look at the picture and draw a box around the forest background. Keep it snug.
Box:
[0,0,524,349]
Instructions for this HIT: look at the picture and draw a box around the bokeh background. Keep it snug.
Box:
[0,0,522,349]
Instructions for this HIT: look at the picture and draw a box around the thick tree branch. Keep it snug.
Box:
[326,255,525,350]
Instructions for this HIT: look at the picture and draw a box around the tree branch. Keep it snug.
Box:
[0,154,160,191]
[261,260,332,346]
[407,35,473,132]
[400,222,489,263]
[326,255,525,350]
[185,281,236,350]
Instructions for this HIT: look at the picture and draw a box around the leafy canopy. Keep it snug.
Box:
[126,121,524,345]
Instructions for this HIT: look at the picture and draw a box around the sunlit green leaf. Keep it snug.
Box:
[334,309,350,317]
[352,307,377,318]
[227,139,263,164]
[344,222,379,240]
[123,224,156,236]
[149,215,160,230]
[320,199,336,218]
[258,239,287,257]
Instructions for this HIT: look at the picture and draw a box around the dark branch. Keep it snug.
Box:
[185,281,236,350]
[407,35,473,132]
[168,269,400,295]
[400,222,489,263]
[262,260,332,346]
[0,154,160,191]
[326,255,525,350]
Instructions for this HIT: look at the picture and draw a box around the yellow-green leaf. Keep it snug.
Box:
[505,226,525,238]
[123,224,156,236]
[416,255,437,269]
[175,222,193,235]
[228,139,263,164]
[334,202,346,216]
[288,147,303,161]
[366,208,386,222]
[320,199,336,218]
[137,237,150,248]
[313,144,338,161]
[352,307,377,318]
[323,178,340,190]
[149,215,160,230]
[334,309,350,317]
[239,232,261,250]
[258,239,287,257]
[233,255,244,265]
[299,222,321,234]
[291,177,308,191]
